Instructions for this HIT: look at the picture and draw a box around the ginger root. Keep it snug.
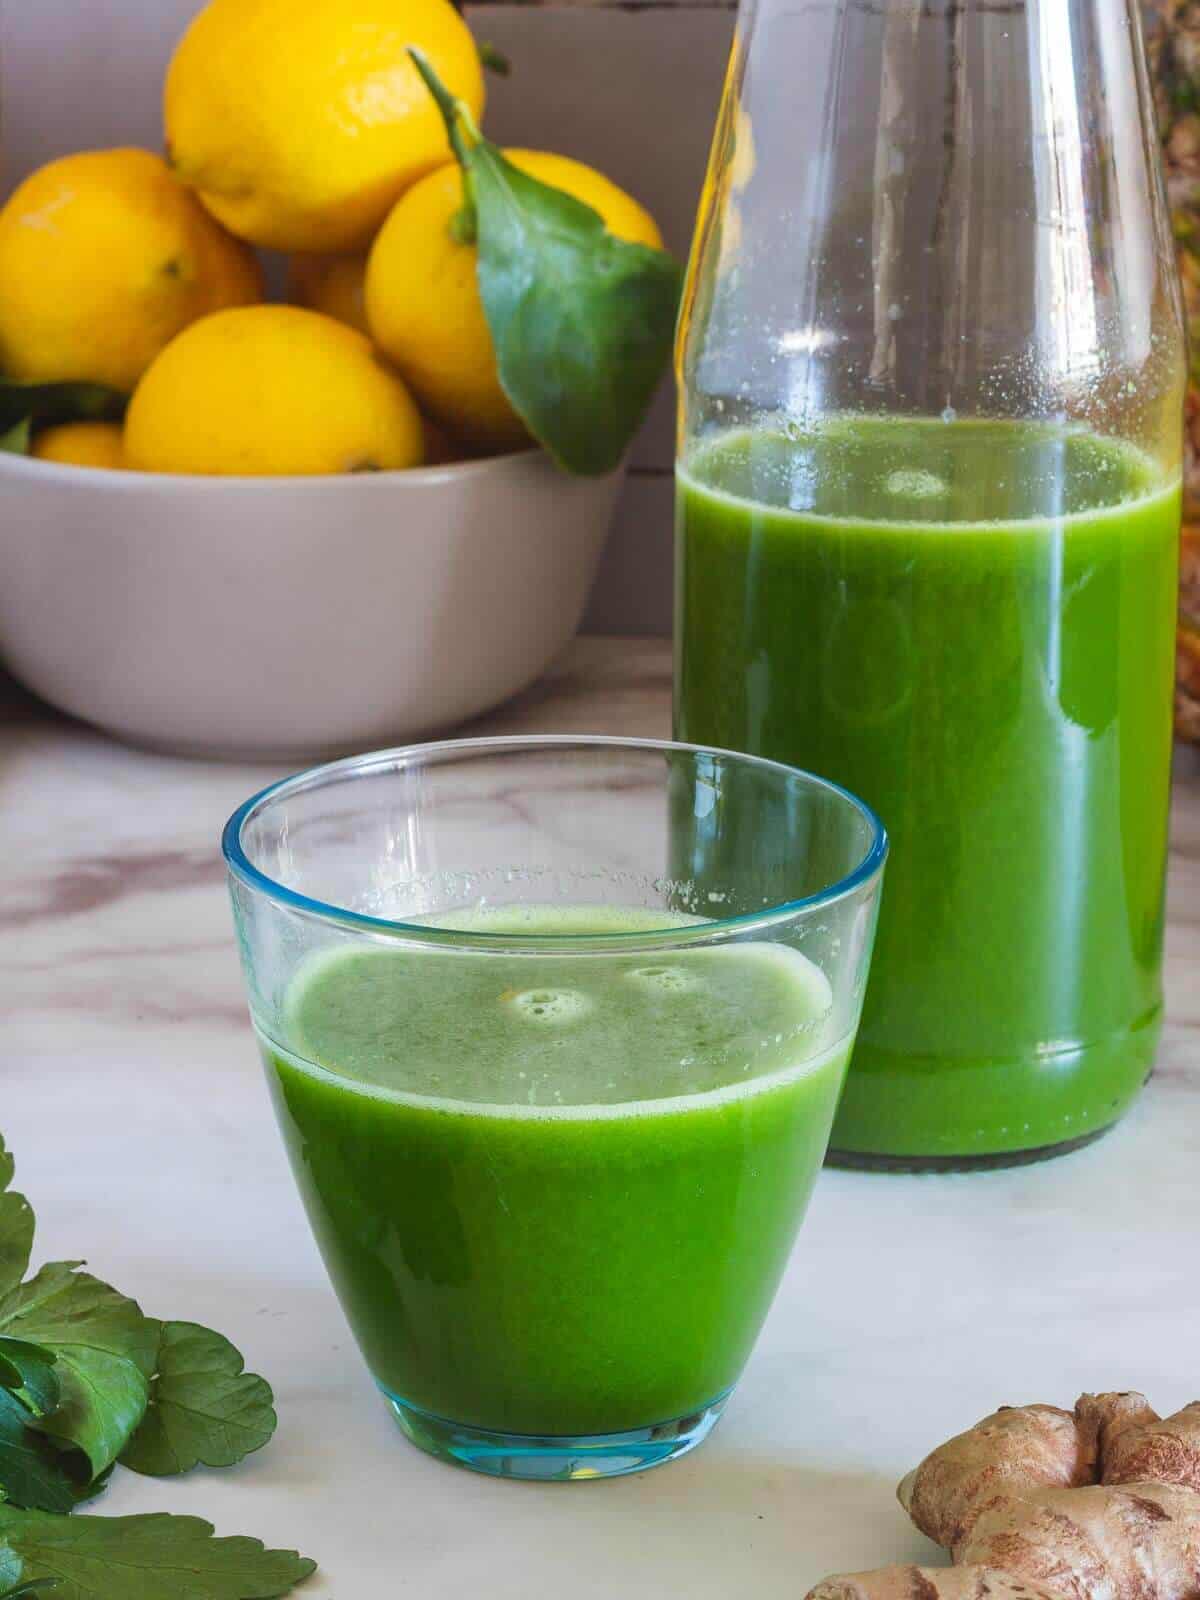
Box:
[807,1393,1200,1600]
[808,1566,1063,1600]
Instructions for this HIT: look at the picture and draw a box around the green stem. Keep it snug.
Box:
[408,47,486,247]
[448,205,478,245]
[407,47,482,168]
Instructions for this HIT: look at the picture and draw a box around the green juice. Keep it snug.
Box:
[676,419,1180,1164]
[263,906,849,1436]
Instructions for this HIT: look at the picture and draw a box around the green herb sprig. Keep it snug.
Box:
[0,1135,314,1598]
[0,1510,312,1600]
[409,48,682,477]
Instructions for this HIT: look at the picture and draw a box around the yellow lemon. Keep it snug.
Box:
[165,0,485,253]
[287,252,370,337]
[125,306,424,476]
[0,149,262,393]
[365,151,663,450]
[32,422,128,471]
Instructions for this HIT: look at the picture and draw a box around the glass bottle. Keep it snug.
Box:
[675,0,1185,1168]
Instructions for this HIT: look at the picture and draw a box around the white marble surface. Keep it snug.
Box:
[2,639,1198,1597]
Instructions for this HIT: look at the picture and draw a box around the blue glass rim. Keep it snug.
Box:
[221,734,888,946]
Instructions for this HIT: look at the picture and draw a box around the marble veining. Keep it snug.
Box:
[1,641,1198,1599]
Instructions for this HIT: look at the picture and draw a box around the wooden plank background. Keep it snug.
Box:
[0,0,738,635]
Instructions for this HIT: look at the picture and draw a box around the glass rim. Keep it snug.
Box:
[221,734,887,948]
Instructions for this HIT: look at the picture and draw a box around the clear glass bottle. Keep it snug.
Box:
[675,0,1185,1168]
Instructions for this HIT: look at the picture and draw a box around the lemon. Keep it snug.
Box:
[125,306,424,476]
[0,149,261,393]
[365,151,663,450]
[32,423,128,471]
[287,253,370,337]
[165,0,485,253]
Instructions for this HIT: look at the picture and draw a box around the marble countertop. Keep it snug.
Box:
[3,638,1198,1597]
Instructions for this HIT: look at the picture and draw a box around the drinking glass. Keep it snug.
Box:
[223,736,884,1480]
[676,0,1186,1168]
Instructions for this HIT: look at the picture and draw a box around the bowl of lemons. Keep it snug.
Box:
[0,0,676,759]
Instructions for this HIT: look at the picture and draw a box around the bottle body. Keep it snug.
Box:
[675,0,1185,1165]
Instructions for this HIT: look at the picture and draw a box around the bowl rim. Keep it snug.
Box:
[0,441,558,491]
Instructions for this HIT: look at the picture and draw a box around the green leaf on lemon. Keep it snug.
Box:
[0,381,127,457]
[120,1322,276,1478]
[0,420,31,456]
[0,381,125,433]
[409,48,682,477]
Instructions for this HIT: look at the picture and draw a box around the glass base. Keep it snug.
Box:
[826,1121,1115,1173]
[383,1390,733,1480]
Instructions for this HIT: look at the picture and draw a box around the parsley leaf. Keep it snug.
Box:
[0,1146,91,1514]
[0,1545,20,1588]
[121,1323,276,1477]
[0,1508,315,1599]
[0,1342,59,1422]
[0,1266,156,1480]
[0,1140,34,1302]
[0,1135,309,1587]
[0,1549,58,1600]
[0,1392,86,1515]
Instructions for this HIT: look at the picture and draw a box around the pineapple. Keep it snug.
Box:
[1180,533,1200,741]
[1145,0,1200,739]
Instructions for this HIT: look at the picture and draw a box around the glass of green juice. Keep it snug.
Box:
[223,736,885,1480]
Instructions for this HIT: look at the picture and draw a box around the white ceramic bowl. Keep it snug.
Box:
[0,450,620,759]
